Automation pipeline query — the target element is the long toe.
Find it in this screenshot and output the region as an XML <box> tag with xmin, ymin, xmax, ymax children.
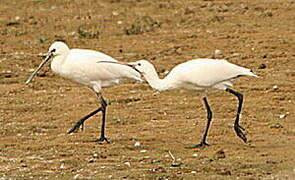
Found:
<box><xmin>186</xmin><ymin>142</ymin><xmax>210</xmax><ymax>149</ymax></box>
<box><xmin>234</xmin><ymin>125</ymin><xmax>247</xmax><ymax>143</ymax></box>
<box><xmin>91</xmin><ymin>137</ymin><xmax>110</xmax><ymax>144</ymax></box>
<box><xmin>238</xmin><ymin>124</ymin><xmax>245</xmax><ymax>131</ymax></box>
<box><xmin>80</xmin><ymin>123</ymin><xmax>84</xmax><ymax>132</ymax></box>
<box><xmin>67</xmin><ymin>127</ymin><xmax>79</xmax><ymax>134</ymax></box>
<box><xmin>238</xmin><ymin>132</ymin><xmax>247</xmax><ymax>143</ymax></box>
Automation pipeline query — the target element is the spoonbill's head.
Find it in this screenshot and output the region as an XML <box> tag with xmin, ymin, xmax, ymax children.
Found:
<box><xmin>48</xmin><ymin>41</ymin><xmax>70</xmax><ymax>58</ymax></box>
<box><xmin>127</xmin><ymin>60</ymin><xmax>155</xmax><ymax>76</ymax></box>
<box><xmin>25</xmin><ymin>41</ymin><xmax>70</xmax><ymax>84</ymax></box>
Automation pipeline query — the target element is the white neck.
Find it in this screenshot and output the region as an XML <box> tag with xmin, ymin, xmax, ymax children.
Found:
<box><xmin>50</xmin><ymin>54</ymin><xmax>68</xmax><ymax>75</ymax></box>
<box><xmin>143</xmin><ymin>66</ymin><xmax>174</xmax><ymax>92</ymax></box>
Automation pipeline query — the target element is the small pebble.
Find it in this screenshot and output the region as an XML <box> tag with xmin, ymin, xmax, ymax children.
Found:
<box><xmin>112</xmin><ymin>11</ymin><xmax>119</xmax><ymax>16</ymax></box>
<box><xmin>60</xmin><ymin>164</ymin><xmax>65</xmax><ymax>169</ymax></box>
<box><xmin>218</xmin><ymin>169</ymin><xmax>231</xmax><ymax>176</ymax></box>
<box><xmin>279</xmin><ymin>114</ymin><xmax>286</xmax><ymax>119</ymax></box>
<box><xmin>88</xmin><ymin>158</ymin><xmax>95</xmax><ymax>163</ymax></box>
<box><xmin>134</xmin><ymin>142</ymin><xmax>141</xmax><ymax>147</ymax></box>
<box><xmin>93</xmin><ymin>153</ymin><xmax>98</xmax><ymax>158</ymax></box>
<box><xmin>214</xmin><ymin>49</ymin><xmax>223</xmax><ymax>58</ymax></box>
<box><xmin>73</xmin><ymin>174</ymin><xmax>80</xmax><ymax>179</ymax></box>
<box><xmin>270</xmin><ymin>123</ymin><xmax>283</xmax><ymax>129</ymax></box>
<box><xmin>214</xmin><ymin>149</ymin><xmax>226</xmax><ymax>159</ymax></box>
<box><xmin>124</xmin><ymin>162</ymin><xmax>131</xmax><ymax>167</ymax></box>
<box><xmin>192</xmin><ymin>153</ymin><xmax>198</xmax><ymax>158</ymax></box>
<box><xmin>171</xmin><ymin>162</ymin><xmax>182</xmax><ymax>167</ymax></box>
<box><xmin>258</xmin><ymin>63</ymin><xmax>267</xmax><ymax>69</ymax></box>
<box><xmin>231</xmin><ymin>53</ymin><xmax>240</xmax><ymax>57</ymax></box>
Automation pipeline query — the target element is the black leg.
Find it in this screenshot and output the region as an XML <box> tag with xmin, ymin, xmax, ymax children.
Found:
<box><xmin>67</xmin><ymin>107</ymin><xmax>102</xmax><ymax>134</ymax></box>
<box><xmin>188</xmin><ymin>97</ymin><xmax>212</xmax><ymax>148</ymax></box>
<box><xmin>226</xmin><ymin>88</ymin><xmax>247</xmax><ymax>143</ymax></box>
<box><xmin>91</xmin><ymin>95</ymin><xmax>110</xmax><ymax>143</ymax></box>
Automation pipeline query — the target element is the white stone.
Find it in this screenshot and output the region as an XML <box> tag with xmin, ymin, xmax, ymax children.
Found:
<box><xmin>279</xmin><ymin>114</ymin><xmax>286</xmax><ymax>119</ymax></box>
<box><xmin>112</xmin><ymin>12</ymin><xmax>119</xmax><ymax>16</ymax></box>
<box><xmin>192</xmin><ymin>153</ymin><xmax>198</xmax><ymax>157</ymax></box>
<box><xmin>214</xmin><ymin>49</ymin><xmax>222</xmax><ymax>56</ymax></box>
<box><xmin>73</xmin><ymin>174</ymin><xmax>80</xmax><ymax>179</ymax></box>
<box><xmin>124</xmin><ymin>162</ymin><xmax>131</xmax><ymax>167</ymax></box>
<box><xmin>134</xmin><ymin>142</ymin><xmax>141</xmax><ymax>147</ymax></box>
<box><xmin>60</xmin><ymin>164</ymin><xmax>65</xmax><ymax>169</ymax></box>
<box><xmin>272</xmin><ymin>85</ymin><xmax>278</xmax><ymax>90</ymax></box>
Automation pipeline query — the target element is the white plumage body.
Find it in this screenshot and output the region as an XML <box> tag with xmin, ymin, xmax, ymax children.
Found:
<box><xmin>48</xmin><ymin>43</ymin><xmax>142</xmax><ymax>93</ymax></box>
<box><xmin>136</xmin><ymin>59</ymin><xmax>257</xmax><ymax>92</ymax></box>
<box><xmin>165</xmin><ymin>59</ymin><xmax>256</xmax><ymax>90</ymax></box>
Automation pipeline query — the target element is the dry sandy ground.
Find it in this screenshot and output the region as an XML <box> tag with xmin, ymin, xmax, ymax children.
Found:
<box><xmin>1</xmin><ymin>0</ymin><xmax>295</xmax><ymax>179</ymax></box>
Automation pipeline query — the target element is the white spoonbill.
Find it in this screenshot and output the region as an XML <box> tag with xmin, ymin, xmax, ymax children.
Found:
<box><xmin>106</xmin><ymin>59</ymin><xmax>258</xmax><ymax>147</ymax></box>
<box><xmin>26</xmin><ymin>41</ymin><xmax>142</xmax><ymax>143</ymax></box>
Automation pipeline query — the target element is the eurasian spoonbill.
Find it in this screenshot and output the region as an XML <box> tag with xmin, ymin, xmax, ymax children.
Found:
<box><xmin>26</xmin><ymin>41</ymin><xmax>142</xmax><ymax>143</ymax></box>
<box><xmin>108</xmin><ymin>59</ymin><xmax>257</xmax><ymax>147</ymax></box>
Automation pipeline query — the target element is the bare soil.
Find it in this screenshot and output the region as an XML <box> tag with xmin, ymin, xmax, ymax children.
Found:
<box><xmin>1</xmin><ymin>0</ymin><xmax>295</xmax><ymax>179</ymax></box>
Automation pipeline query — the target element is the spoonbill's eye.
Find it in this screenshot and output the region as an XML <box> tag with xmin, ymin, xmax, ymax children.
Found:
<box><xmin>138</xmin><ymin>63</ymin><xmax>141</xmax><ymax>66</ymax></box>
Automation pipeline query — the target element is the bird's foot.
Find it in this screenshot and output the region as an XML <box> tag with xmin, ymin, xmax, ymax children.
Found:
<box><xmin>234</xmin><ymin>124</ymin><xmax>247</xmax><ymax>143</ymax></box>
<box><xmin>67</xmin><ymin>123</ymin><xmax>84</xmax><ymax>134</ymax></box>
<box><xmin>67</xmin><ymin>126</ymin><xmax>79</xmax><ymax>134</ymax></box>
<box><xmin>186</xmin><ymin>141</ymin><xmax>209</xmax><ymax>149</ymax></box>
<box><xmin>105</xmin><ymin>100</ymin><xmax>111</xmax><ymax>106</ymax></box>
<box><xmin>237</xmin><ymin>124</ymin><xmax>245</xmax><ymax>131</ymax></box>
<box><xmin>91</xmin><ymin>136</ymin><xmax>110</xmax><ymax>144</ymax></box>
<box><xmin>67</xmin><ymin>127</ymin><xmax>78</xmax><ymax>134</ymax></box>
